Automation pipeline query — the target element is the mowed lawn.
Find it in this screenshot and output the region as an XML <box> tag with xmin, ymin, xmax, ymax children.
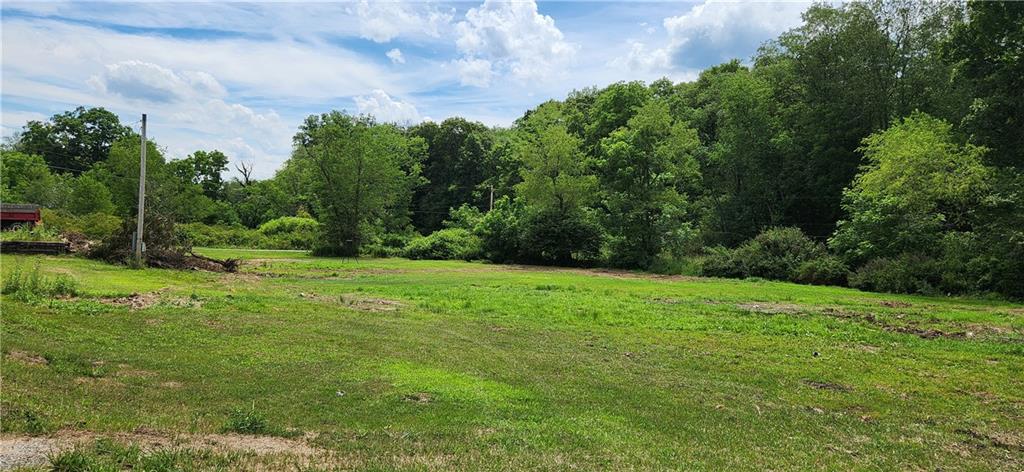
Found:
<box><xmin>1</xmin><ymin>249</ymin><xmax>1022</xmax><ymax>470</ymax></box>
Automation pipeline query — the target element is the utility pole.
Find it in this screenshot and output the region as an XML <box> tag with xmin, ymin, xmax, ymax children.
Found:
<box><xmin>489</xmin><ymin>185</ymin><xmax>494</xmax><ymax>212</ymax></box>
<box><xmin>134</xmin><ymin>114</ymin><xmax>147</xmax><ymax>263</ymax></box>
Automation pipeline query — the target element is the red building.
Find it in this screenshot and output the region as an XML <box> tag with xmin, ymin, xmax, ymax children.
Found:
<box><xmin>0</xmin><ymin>203</ymin><xmax>42</xmax><ymax>229</ymax></box>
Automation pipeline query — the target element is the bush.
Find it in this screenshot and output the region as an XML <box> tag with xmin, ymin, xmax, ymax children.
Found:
<box><xmin>257</xmin><ymin>216</ymin><xmax>319</xmax><ymax>236</ymax></box>
<box><xmin>734</xmin><ymin>227</ymin><xmax>825</xmax><ymax>280</ymax></box>
<box><xmin>849</xmin><ymin>254</ymin><xmax>940</xmax><ymax>294</ymax></box>
<box><xmin>362</xmin><ymin>232</ymin><xmax>413</xmax><ymax>258</ymax></box>
<box><xmin>403</xmin><ymin>228</ymin><xmax>482</xmax><ymax>260</ymax></box>
<box><xmin>178</xmin><ymin>219</ymin><xmax>318</xmax><ymax>251</ymax></box>
<box><xmin>475</xmin><ymin>197</ymin><xmax>523</xmax><ymax>263</ymax></box>
<box><xmin>519</xmin><ymin>208</ymin><xmax>604</xmax><ymax>265</ymax></box>
<box><xmin>41</xmin><ymin>209</ymin><xmax>121</xmax><ymax>240</ymax></box>
<box><xmin>701</xmin><ymin>227</ymin><xmax>826</xmax><ymax>282</ymax></box>
<box><xmin>700</xmin><ymin>246</ymin><xmax>745</xmax><ymax>278</ymax></box>
<box><xmin>795</xmin><ymin>255</ymin><xmax>850</xmax><ymax>286</ymax></box>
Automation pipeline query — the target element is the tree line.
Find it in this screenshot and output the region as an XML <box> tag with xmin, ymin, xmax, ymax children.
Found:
<box><xmin>2</xmin><ymin>0</ymin><xmax>1021</xmax><ymax>297</ymax></box>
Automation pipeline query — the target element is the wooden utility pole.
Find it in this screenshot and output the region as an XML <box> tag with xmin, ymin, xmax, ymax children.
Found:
<box><xmin>489</xmin><ymin>185</ymin><xmax>494</xmax><ymax>211</ymax></box>
<box><xmin>134</xmin><ymin>114</ymin><xmax>147</xmax><ymax>263</ymax></box>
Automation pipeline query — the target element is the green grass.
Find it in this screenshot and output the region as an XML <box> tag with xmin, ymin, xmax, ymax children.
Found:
<box><xmin>1</xmin><ymin>249</ymin><xmax>1022</xmax><ymax>470</ymax></box>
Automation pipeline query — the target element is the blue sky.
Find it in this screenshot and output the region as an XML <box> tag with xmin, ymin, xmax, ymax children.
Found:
<box><xmin>1</xmin><ymin>1</ymin><xmax>809</xmax><ymax>178</ymax></box>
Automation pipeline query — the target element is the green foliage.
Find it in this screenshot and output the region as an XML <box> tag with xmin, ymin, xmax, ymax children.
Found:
<box><xmin>0</xmin><ymin>151</ymin><xmax>68</xmax><ymax>207</ymax></box>
<box><xmin>41</xmin><ymin>209</ymin><xmax>122</xmax><ymax>241</ymax></box>
<box><xmin>2</xmin><ymin>262</ymin><xmax>79</xmax><ymax>301</ymax></box>
<box><xmin>68</xmin><ymin>173</ymin><xmax>114</xmax><ymax>215</ymax></box>
<box><xmin>701</xmin><ymin>228</ymin><xmax>842</xmax><ymax>286</ymax></box>
<box><xmin>943</xmin><ymin>0</ymin><xmax>1024</xmax><ymax>169</ymax></box>
<box><xmin>848</xmin><ymin>254</ymin><xmax>940</xmax><ymax>295</ymax></box>
<box><xmin>794</xmin><ymin>255</ymin><xmax>850</xmax><ymax>286</ymax></box>
<box><xmin>14</xmin><ymin>106</ymin><xmax>132</xmax><ymax>172</ymax></box>
<box><xmin>475</xmin><ymin>197</ymin><xmax>523</xmax><ymax>263</ymax></box>
<box><xmin>519</xmin><ymin>207</ymin><xmax>603</xmax><ymax>265</ymax></box>
<box><xmin>290</xmin><ymin>112</ymin><xmax>422</xmax><ymax>256</ymax></box>
<box><xmin>0</xmin><ymin>224</ymin><xmax>61</xmax><ymax>242</ymax></box>
<box><xmin>403</xmin><ymin>228</ymin><xmax>481</xmax><ymax>261</ymax></box>
<box><xmin>410</xmin><ymin>117</ymin><xmax>495</xmax><ymax>233</ymax></box>
<box><xmin>600</xmin><ymin>100</ymin><xmax>700</xmax><ymax>268</ymax></box>
<box><xmin>223</xmin><ymin>406</ymin><xmax>270</xmax><ymax>435</ymax></box>
<box><xmin>257</xmin><ymin>215</ymin><xmax>319</xmax><ymax>236</ymax></box>
<box><xmin>179</xmin><ymin>220</ymin><xmax>317</xmax><ymax>251</ymax></box>
<box><xmin>831</xmin><ymin>113</ymin><xmax>990</xmax><ymax>263</ymax></box>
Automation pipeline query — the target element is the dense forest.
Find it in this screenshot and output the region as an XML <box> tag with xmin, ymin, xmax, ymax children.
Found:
<box><xmin>2</xmin><ymin>0</ymin><xmax>1021</xmax><ymax>297</ymax></box>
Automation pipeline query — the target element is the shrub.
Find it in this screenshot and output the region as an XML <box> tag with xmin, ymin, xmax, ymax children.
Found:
<box><xmin>403</xmin><ymin>228</ymin><xmax>482</xmax><ymax>260</ymax></box>
<box><xmin>519</xmin><ymin>208</ymin><xmax>604</xmax><ymax>265</ymax></box>
<box><xmin>41</xmin><ymin>209</ymin><xmax>121</xmax><ymax>240</ymax></box>
<box><xmin>257</xmin><ymin>216</ymin><xmax>319</xmax><ymax>236</ymax></box>
<box><xmin>701</xmin><ymin>227</ymin><xmax>825</xmax><ymax>282</ymax></box>
<box><xmin>475</xmin><ymin>197</ymin><xmax>523</xmax><ymax>263</ymax></box>
<box><xmin>734</xmin><ymin>227</ymin><xmax>825</xmax><ymax>280</ymax></box>
<box><xmin>794</xmin><ymin>255</ymin><xmax>850</xmax><ymax>286</ymax></box>
<box><xmin>849</xmin><ymin>254</ymin><xmax>940</xmax><ymax>294</ymax></box>
<box><xmin>362</xmin><ymin>232</ymin><xmax>413</xmax><ymax>258</ymax></box>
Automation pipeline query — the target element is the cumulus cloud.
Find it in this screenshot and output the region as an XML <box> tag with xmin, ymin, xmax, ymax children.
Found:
<box><xmin>607</xmin><ymin>41</ymin><xmax>672</xmax><ymax>72</ymax></box>
<box><xmin>89</xmin><ymin>60</ymin><xmax>227</xmax><ymax>103</ymax></box>
<box><xmin>386</xmin><ymin>48</ymin><xmax>405</xmax><ymax>64</ymax></box>
<box><xmin>612</xmin><ymin>0</ymin><xmax>806</xmax><ymax>73</ymax></box>
<box><xmin>350</xmin><ymin>0</ymin><xmax>453</xmax><ymax>43</ymax></box>
<box><xmin>455</xmin><ymin>58</ymin><xmax>494</xmax><ymax>88</ymax></box>
<box><xmin>453</xmin><ymin>0</ymin><xmax>576</xmax><ymax>87</ymax></box>
<box><xmin>354</xmin><ymin>89</ymin><xmax>420</xmax><ymax>124</ymax></box>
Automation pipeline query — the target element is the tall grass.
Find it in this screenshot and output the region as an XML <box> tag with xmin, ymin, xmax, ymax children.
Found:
<box><xmin>0</xmin><ymin>225</ymin><xmax>61</xmax><ymax>242</ymax></box>
<box><xmin>2</xmin><ymin>262</ymin><xmax>79</xmax><ymax>300</ymax></box>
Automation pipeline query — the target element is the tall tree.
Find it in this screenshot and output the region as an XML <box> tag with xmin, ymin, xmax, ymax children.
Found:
<box><xmin>943</xmin><ymin>0</ymin><xmax>1024</xmax><ymax>169</ymax></box>
<box><xmin>410</xmin><ymin>118</ymin><xmax>494</xmax><ymax>233</ymax></box>
<box><xmin>599</xmin><ymin>101</ymin><xmax>701</xmax><ymax>268</ymax></box>
<box><xmin>15</xmin><ymin>107</ymin><xmax>132</xmax><ymax>173</ymax></box>
<box><xmin>291</xmin><ymin>112</ymin><xmax>422</xmax><ymax>255</ymax></box>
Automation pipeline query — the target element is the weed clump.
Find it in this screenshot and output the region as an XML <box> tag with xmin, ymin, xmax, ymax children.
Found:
<box><xmin>2</xmin><ymin>262</ymin><xmax>79</xmax><ymax>301</ymax></box>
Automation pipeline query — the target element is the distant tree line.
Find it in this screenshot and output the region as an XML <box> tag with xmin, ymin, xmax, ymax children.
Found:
<box><xmin>2</xmin><ymin>0</ymin><xmax>1020</xmax><ymax>297</ymax></box>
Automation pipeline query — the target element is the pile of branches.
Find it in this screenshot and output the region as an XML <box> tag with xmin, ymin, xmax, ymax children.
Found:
<box><xmin>90</xmin><ymin>212</ymin><xmax>237</xmax><ymax>272</ymax></box>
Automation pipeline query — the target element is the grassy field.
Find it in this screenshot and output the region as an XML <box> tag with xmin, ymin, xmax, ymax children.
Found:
<box><xmin>1</xmin><ymin>249</ymin><xmax>1022</xmax><ymax>470</ymax></box>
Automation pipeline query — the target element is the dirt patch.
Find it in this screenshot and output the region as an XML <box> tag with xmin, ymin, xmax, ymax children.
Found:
<box><xmin>403</xmin><ymin>392</ymin><xmax>433</xmax><ymax>404</ymax></box>
<box><xmin>736</xmin><ymin>303</ymin><xmax>804</xmax><ymax>314</ymax></box>
<box><xmin>957</xmin><ymin>428</ymin><xmax>1024</xmax><ymax>452</ymax></box>
<box><xmin>817</xmin><ymin>307</ymin><xmax>969</xmax><ymax>340</ymax></box>
<box><xmin>101</xmin><ymin>291</ymin><xmax>162</xmax><ymax>310</ymax></box>
<box><xmin>0</xmin><ymin>430</ymin><xmax>328</xmax><ymax>470</ymax></box>
<box><xmin>6</xmin><ymin>350</ymin><xmax>48</xmax><ymax>366</ymax></box>
<box><xmin>802</xmin><ymin>379</ymin><xmax>852</xmax><ymax>392</ymax></box>
<box><xmin>340</xmin><ymin>295</ymin><xmax>404</xmax><ymax>312</ymax></box>
<box><xmin>880</xmin><ymin>300</ymin><xmax>913</xmax><ymax>308</ymax></box>
<box><xmin>159</xmin><ymin>381</ymin><xmax>183</xmax><ymax>389</ymax></box>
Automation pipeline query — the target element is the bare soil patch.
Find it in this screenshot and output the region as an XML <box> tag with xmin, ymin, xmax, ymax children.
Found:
<box><xmin>6</xmin><ymin>350</ymin><xmax>47</xmax><ymax>366</ymax></box>
<box><xmin>736</xmin><ymin>303</ymin><xmax>804</xmax><ymax>314</ymax></box>
<box><xmin>802</xmin><ymin>379</ymin><xmax>852</xmax><ymax>392</ymax></box>
<box><xmin>403</xmin><ymin>392</ymin><xmax>433</xmax><ymax>404</ymax></box>
<box><xmin>0</xmin><ymin>430</ymin><xmax>328</xmax><ymax>470</ymax></box>
<box><xmin>299</xmin><ymin>292</ymin><xmax>405</xmax><ymax>312</ymax></box>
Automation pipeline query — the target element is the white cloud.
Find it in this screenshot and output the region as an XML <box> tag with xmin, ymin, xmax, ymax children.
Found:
<box><xmin>350</xmin><ymin>0</ymin><xmax>453</xmax><ymax>43</ymax></box>
<box><xmin>354</xmin><ymin>89</ymin><xmax>420</xmax><ymax>125</ymax></box>
<box><xmin>607</xmin><ymin>41</ymin><xmax>671</xmax><ymax>73</ymax></box>
<box><xmin>660</xmin><ymin>0</ymin><xmax>807</xmax><ymax>69</ymax></box>
<box><xmin>454</xmin><ymin>58</ymin><xmax>494</xmax><ymax>88</ymax></box>
<box><xmin>386</xmin><ymin>48</ymin><xmax>405</xmax><ymax>64</ymax></box>
<box><xmin>454</xmin><ymin>0</ymin><xmax>576</xmax><ymax>87</ymax></box>
<box><xmin>89</xmin><ymin>60</ymin><xmax>227</xmax><ymax>103</ymax></box>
